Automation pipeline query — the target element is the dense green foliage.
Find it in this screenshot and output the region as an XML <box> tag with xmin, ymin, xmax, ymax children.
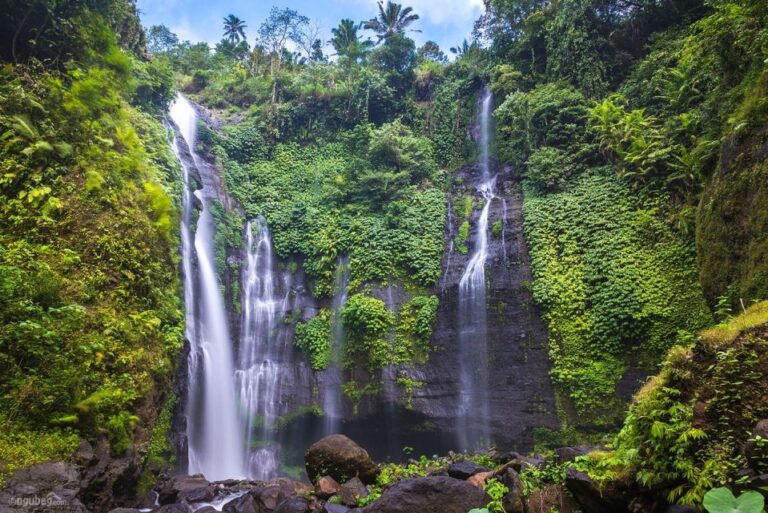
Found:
<box><xmin>486</xmin><ymin>0</ymin><xmax>768</xmax><ymax>433</ymax></box>
<box><xmin>582</xmin><ymin>302</ymin><xmax>768</xmax><ymax>506</ymax></box>
<box><xmin>524</xmin><ymin>169</ymin><xmax>711</xmax><ymax>417</ymax></box>
<box><xmin>0</xmin><ymin>0</ymin><xmax>181</xmax><ymax>480</ymax></box>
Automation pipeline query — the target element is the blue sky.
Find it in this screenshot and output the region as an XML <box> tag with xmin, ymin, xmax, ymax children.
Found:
<box><xmin>136</xmin><ymin>0</ymin><xmax>485</xmax><ymax>58</ymax></box>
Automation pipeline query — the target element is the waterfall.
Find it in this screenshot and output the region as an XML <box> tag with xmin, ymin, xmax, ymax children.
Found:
<box><xmin>170</xmin><ymin>95</ymin><xmax>246</xmax><ymax>481</ymax></box>
<box><xmin>235</xmin><ymin>219</ymin><xmax>291</xmax><ymax>480</ymax></box>
<box><xmin>456</xmin><ymin>88</ymin><xmax>494</xmax><ymax>450</ymax></box>
<box><xmin>323</xmin><ymin>256</ymin><xmax>350</xmax><ymax>434</ymax></box>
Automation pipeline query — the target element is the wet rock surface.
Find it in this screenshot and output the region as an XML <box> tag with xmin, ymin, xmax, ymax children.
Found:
<box><xmin>407</xmin><ymin>166</ymin><xmax>560</xmax><ymax>450</ymax></box>
<box><xmin>446</xmin><ymin>460</ymin><xmax>489</xmax><ymax>480</ymax></box>
<box><xmin>359</xmin><ymin>476</ymin><xmax>488</xmax><ymax>513</ymax></box>
<box><xmin>305</xmin><ymin>435</ymin><xmax>378</xmax><ymax>484</ymax></box>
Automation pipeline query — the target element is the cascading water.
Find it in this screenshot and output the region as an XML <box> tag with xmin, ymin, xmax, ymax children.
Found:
<box><xmin>322</xmin><ymin>256</ymin><xmax>350</xmax><ymax>435</ymax></box>
<box><xmin>170</xmin><ymin>95</ymin><xmax>246</xmax><ymax>480</ymax></box>
<box><xmin>456</xmin><ymin>88</ymin><xmax>494</xmax><ymax>450</ymax></box>
<box><xmin>236</xmin><ymin>219</ymin><xmax>291</xmax><ymax>480</ymax></box>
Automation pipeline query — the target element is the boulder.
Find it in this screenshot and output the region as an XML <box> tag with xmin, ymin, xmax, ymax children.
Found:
<box><xmin>222</xmin><ymin>493</ymin><xmax>260</xmax><ymax>513</ymax></box>
<box><xmin>0</xmin><ymin>461</ymin><xmax>89</xmax><ymax>513</ymax></box>
<box><xmin>496</xmin><ymin>467</ymin><xmax>525</xmax><ymax>513</ymax></box>
<box><xmin>270</xmin><ymin>477</ymin><xmax>312</xmax><ymax>498</ymax></box>
<box><xmin>526</xmin><ymin>484</ymin><xmax>579</xmax><ymax>513</ymax></box>
<box><xmin>157</xmin><ymin>474</ymin><xmax>214</xmax><ymax>505</ymax></box>
<box><xmin>274</xmin><ymin>497</ymin><xmax>311</xmax><ymax>513</ymax></box>
<box><xmin>565</xmin><ymin>468</ymin><xmax>630</xmax><ymax>513</ymax></box>
<box><xmin>79</xmin><ymin>439</ymin><xmax>142</xmax><ymax>512</ymax></box>
<box><xmin>339</xmin><ymin>477</ymin><xmax>368</xmax><ymax>507</ymax></box>
<box><xmin>359</xmin><ymin>476</ymin><xmax>488</xmax><ymax>513</ymax></box>
<box><xmin>554</xmin><ymin>446</ymin><xmax>591</xmax><ymax>464</ymax></box>
<box><xmin>195</xmin><ymin>508</ymin><xmax>218</xmax><ymax>513</ymax></box>
<box><xmin>305</xmin><ymin>435</ymin><xmax>378</xmax><ymax>484</ymax></box>
<box><xmin>259</xmin><ymin>486</ymin><xmax>284</xmax><ymax>511</ymax></box>
<box><xmin>316</xmin><ymin>476</ymin><xmax>342</xmax><ymax>499</ymax></box>
<box><xmin>446</xmin><ymin>461</ymin><xmax>489</xmax><ymax>480</ymax></box>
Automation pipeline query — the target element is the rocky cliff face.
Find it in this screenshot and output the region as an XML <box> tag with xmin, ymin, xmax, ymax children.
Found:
<box><xmin>405</xmin><ymin>163</ymin><xmax>560</xmax><ymax>450</ymax></box>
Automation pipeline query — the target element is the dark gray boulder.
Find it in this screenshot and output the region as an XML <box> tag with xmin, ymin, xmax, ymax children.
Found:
<box><xmin>565</xmin><ymin>468</ymin><xmax>630</xmax><ymax>513</ymax></box>
<box><xmin>339</xmin><ymin>477</ymin><xmax>368</xmax><ymax>507</ymax></box>
<box><xmin>554</xmin><ymin>446</ymin><xmax>591</xmax><ymax>464</ymax></box>
<box><xmin>446</xmin><ymin>460</ymin><xmax>489</xmax><ymax>480</ymax></box>
<box><xmin>274</xmin><ymin>497</ymin><xmax>311</xmax><ymax>513</ymax></box>
<box><xmin>496</xmin><ymin>467</ymin><xmax>525</xmax><ymax>513</ymax></box>
<box><xmin>0</xmin><ymin>461</ymin><xmax>89</xmax><ymax>513</ymax></box>
<box><xmin>222</xmin><ymin>492</ymin><xmax>260</xmax><ymax>513</ymax></box>
<box><xmin>359</xmin><ymin>476</ymin><xmax>488</xmax><ymax>513</ymax></box>
<box><xmin>305</xmin><ymin>435</ymin><xmax>378</xmax><ymax>485</ymax></box>
<box><xmin>157</xmin><ymin>475</ymin><xmax>214</xmax><ymax>505</ymax></box>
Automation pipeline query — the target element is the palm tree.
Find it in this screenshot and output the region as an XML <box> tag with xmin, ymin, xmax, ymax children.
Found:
<box><xmin>330</xmin><ymin>19</ymin><xmax>374</xmax><ymax>64</ymax></box>
<box><xmin>363</xmin><ymin>1</ymin><xmax>420</xmax><ymax>44</ymax></box>
<box><xmin>450</xmin><ymin>39</ymin><xmax>479</xmax><ymax>56</ymax></box>
<box><xmin>223</xmin><ymin>14</ymin><xmax>247</xmax><ymax>44</ymax></box>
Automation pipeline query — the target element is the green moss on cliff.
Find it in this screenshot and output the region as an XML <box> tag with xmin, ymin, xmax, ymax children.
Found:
<box><xmin>0</xmin><ymin>3</ymin><xmax>182</xmax><ymax>477</ymax></box>
<box><xmin>524</xmin><ymin>169</ymin><xmax>711</xmax><ymax>422</ymax></box>
<box><xmin>582</xmin><ymin>301</ymin><xmax>768</xmax><ymax>506</ymax></box>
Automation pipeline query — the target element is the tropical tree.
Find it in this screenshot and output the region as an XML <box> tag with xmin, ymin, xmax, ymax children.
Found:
<box><xmin>330</xmin><ymin>19</ymin><xmax>374</xmax><ymax>65</ymax></box>
<box><xmin>223</xmin><ymin>14</ymin><xmax>247</xmax><ymax>43</ymax></box>
<box><xmin>259</xmin><ymin>7</ymin><xmax>310</xmax><ymax>102</ymax></box>
<box><xmin>449</xmin><ymin>39</ymin><xmax>480</xmax><ymax>56</ymax></box>
<box><xmin>147</xmin><ymin>25</ymin><xmax>178</xmax><ymax>54</ymax></box>
<box><xmin>363</xmin><ymin>1</ymin><xmax>420</xmax><ymax>44</ymax></box>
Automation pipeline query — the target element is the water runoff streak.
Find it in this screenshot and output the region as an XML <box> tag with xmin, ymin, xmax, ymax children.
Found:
<box><xmin>456</xmin><ymin>88</ymin><xmax>494</xmax><ymax>450</ymax></box>
<box><xmin>170</xmin><ymin>96</ymin><xmax>246</xmax><ymax>480</ymax></box>
<box><xmin>323</xmin><ymin>256</ymin><xmax>350</xmax><ymax>435</ymax></box>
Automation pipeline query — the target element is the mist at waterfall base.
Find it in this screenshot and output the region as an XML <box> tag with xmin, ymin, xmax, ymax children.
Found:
<box><xmin>168</xmin><ymin>92</ymin><xmax>505</xmax><ymax>481</ymax></box>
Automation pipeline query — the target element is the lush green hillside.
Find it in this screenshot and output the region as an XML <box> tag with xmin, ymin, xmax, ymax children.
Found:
<box><xmin>1</xmin><ymin>0</ymin><xmax>767</xmax><ymax>510</ymax></box>
<box><xmin>0</xmin><ymin>0</ymin><xmax>181</xmax><ymax>480</ymax></box>
<box><xmin>482</xmin><ymin>0</ymin><xmax>767</xmax><ymax>430</ymax></box>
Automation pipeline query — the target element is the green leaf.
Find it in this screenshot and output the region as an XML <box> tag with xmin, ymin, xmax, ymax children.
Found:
<box><xmin>703</xmin><ymin>487</ymin><xmax>765</xmax><ymax>513</ymax></box>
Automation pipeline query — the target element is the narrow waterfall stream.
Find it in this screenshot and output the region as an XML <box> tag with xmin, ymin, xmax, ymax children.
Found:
<box><xmin>322</xmin><ymin>256</ymin><xmax>350</xmax><ymax>435</ymax></box>
<box><xmin>236</xmin><ymin>219</ymin><xmax>291</xmax><ymax>480</ymax></box>
<box><xmin>170</xmin><ymin>96</ymin><xmax>246</xmax><ymax>480</ymax></box>
<box><xmin>456</xmin><ymin>88</ymin><xmax>494</xmax><ymax>450</ymax></box>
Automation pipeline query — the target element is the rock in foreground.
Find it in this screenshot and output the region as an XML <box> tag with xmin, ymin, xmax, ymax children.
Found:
<box><xmin>305</xmin><ymin>434</ymin><xmax>378</xmax><ymax>484</ymax></box>
<box><xmin>359</xmin><ymin>476</ymin><xmax>488</xmax><ymax>513</ymax></box>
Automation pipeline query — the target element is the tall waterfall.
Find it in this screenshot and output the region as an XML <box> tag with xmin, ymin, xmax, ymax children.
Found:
<box><xmin>323</xmin><ymin>256</ymin><xmax>350</xmax><ymax>435</ymax></box>
<box><xmin>456</xmin><ymin>88</ymin><xmax>494</xmax><ymax>449</ymax></box>
<box><xmin>235</xmin><ymin>219</ymin><xmax>290</xmax><ymax>480</ymax></box>
<box><xmin>170</xmin><ymin>95</ymin><xmax>246</xmax><ymax>480</ymax></box>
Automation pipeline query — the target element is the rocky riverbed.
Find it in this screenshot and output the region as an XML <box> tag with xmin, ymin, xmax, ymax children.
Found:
<box><xmin>2</xmin><ymin>432</ymin><xmax>738</xmax><ymax>513</ymax></box>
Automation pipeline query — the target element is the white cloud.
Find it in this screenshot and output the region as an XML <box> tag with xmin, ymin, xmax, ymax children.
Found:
<box><xmin>405</xmin><ymin>0</ymin><xmax>484</xmax><ymax>28</ymax></box>
<box><xmin>170</xmin><ymin>17</ymin><xmax>199</xmax><ymax>43</ymax></box>
<box><xmin>339</xmin><ymin>0</ymin><xmax>483</xmax><ymax>29</ymax></box>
